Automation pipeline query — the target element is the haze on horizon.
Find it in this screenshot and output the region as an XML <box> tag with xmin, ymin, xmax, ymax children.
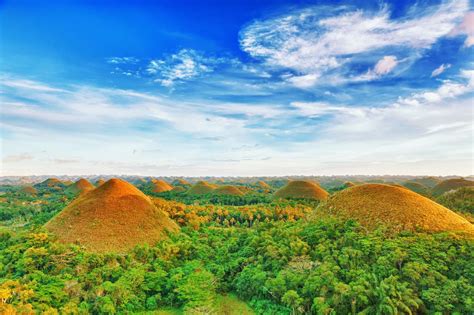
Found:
<box><xmin>1</xmin><ymin>0</ymin><xmax>473</xmax><ymax>177</ymax></box>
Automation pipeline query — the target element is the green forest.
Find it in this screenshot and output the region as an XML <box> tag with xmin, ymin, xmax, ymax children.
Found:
<box><xmin>0</xmin><ymin>179</ymin><xmax>473</xmax><ymax>314</ymax></box>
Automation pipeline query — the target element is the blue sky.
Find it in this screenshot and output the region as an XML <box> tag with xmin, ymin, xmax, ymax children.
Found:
<box><xmin>1</xmin><ymin>0</ymin><xmax>473</xmax><ymax>176</ymax></box>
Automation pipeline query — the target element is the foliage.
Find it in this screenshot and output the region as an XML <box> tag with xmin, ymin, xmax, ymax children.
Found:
<box><xmin>437</xmin><ymin>187</ymin><xmax>474</xmax><ymax>215</ymax></box>
<box><xmin>0</xmin><ymin>187</ymin><xmax>473</xmax><ymax>314</ymax></box>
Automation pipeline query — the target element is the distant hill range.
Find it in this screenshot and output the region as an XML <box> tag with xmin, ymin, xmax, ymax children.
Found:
<box><xmin>1</xmin><ymin>175</ymin><xmax>473</xmax><ymax>187</ymax></box>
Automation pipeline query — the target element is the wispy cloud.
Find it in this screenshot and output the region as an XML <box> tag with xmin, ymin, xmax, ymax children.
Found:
<box><xmin>106</xmin><ymin>57</ymin><xmax>140</xmax><ymax>64</ymax></box>
<box><xmin>431</xmin><ymin>63</ymin><xmax>452</xmax><ymax>77</ymax></box>
<box><xmin>146</xmin><ymin>49</ymin><xmax>223</xmax><ymax>87</ymax></box>
<box><xmin>3</xmin><ymin>153</ymin><xmax>34</xmax><ymax>163</ymax></box>
<box><xmin>1</xmin><ymin>67</ymin><xmax>472</xmax><ymax>176</ymax></box>
<box><xmin>240</xmin><ymin>0</ymin><xmax>468</xmax><ymax>87</ymax></box>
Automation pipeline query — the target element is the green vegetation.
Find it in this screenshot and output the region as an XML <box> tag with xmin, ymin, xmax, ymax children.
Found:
<box><xmin>437</xmin><ymin>187</ymin><xmax>474</xmax><ymax>219</ymax></box>
<box><xmin>1</xmin><ymin>179</ymin><xmax>473</xmax><ymax>314</ymax></box>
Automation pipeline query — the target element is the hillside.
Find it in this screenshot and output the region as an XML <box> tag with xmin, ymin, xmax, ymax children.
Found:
<box><xmin>34</xmin><ymin>178</ymin><xmax>64</xmax><ymax>189</ymax></box>
<box><xmin>320</xmin><ymin>184</ymin><xmax>474</xmax><ymax>235</ymax></box>
<box><xmin>432</xmin><ymin>178</ymin><xmax>474</xmax><ymax>196</ymax></box>
<box><xmin>402</xmin><ymin>181</ymin><xmax>430</xmax><ymax>196</ymax></box>
<box><xmin>187</xmin><ymin>181</ymin><xmax>217</xmax><ymax>195</ymax></box>
<box><xmin>172</xmin><ymin>179</ymin><xmax>190</xmax><ymax>186</ymax></box>
<box><xmin>45</xmin><ymin>178</ymin><xmax>179</xmax><ymax>252</ymax></box>
<box><xmin>152</xmin><ymin>179</ymin><xmax>174</xmax><ymax>193</ymax></box>
<box><xmin>274</xmin><ymin>180</ymin><xmax>328</xmax><ymax>200</ymax></box>
<box><xmin>66</xmin><ymin>178</ymin><xmax>95</xmax><ymax>195</ymax></box>
<box><xmin>20</xmin><ymin>186</ymin><xmax>38</xmax><ymax>195</ymax></box>
<box><xmin>95</xmin><ymin>178</ymin><xmax>106</xmax><ymax>186</ymax></box>
<box><xmin>213</xmin><ymin>185</ymin><xmax>244</xmax><ymax>196</ymax></box>
<box><xmin>408</xmin><ymin>177</ymin><xmax>441</xmax><ymax>188</ymax></box>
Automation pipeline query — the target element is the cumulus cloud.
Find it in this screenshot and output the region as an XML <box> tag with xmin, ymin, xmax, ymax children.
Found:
<box><xmin>146</xmin><ymin>49</ymin><xmax>222</xmax><ymax>87</ymax></box>
<box><xmin>431</xmin><ymin>63</ymin><xmax>451</xmax><ymax>77</ymax></box>
<box><xmin>240</xmin><ymin>0</ymin><xmax>468</xmax><ymax>87</ymax></box>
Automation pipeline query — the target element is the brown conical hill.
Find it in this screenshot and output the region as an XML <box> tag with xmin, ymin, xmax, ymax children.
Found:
<box><xmin>172</xmin><ymin>186</ymin><xmax>187</xmax><ymax>192</ymax></box>
<box><xmin>95</xmin><ymin>178</ymin><xmax>106</xmax><ymax>186</ymax></box>
<box><xmin>35</xmin><ymin>178</ymin><xmax>63</xmax><ymax>188</ymax></box>
<box><xmin>66</xmin><ymin>179</ymin><xmax>95</xmax><ymax>195</ymax></box>
<box><xmin>213</xmin><ymin>185</ymin><xmax>244</xmax><ymax>196</ymax></box>
<box><xmin>20</xmin><ymin>186</ymin><xmax>37</xmax><ymax>195</ymax></box>
<box><xmin>432</xmin><ymin>178</ymin><xmax>474</xmax><ymax>196</ymax></box>
<box><xmin>344</xmin><ymin>182</ymin><xmax>356</xmax><ymax>188</ymax></box>
<box><xmin>151</xmin><ymin>179</ymin><xmax>173</xmax><ymax>193</ymax></box>
<box><xmin>256</xmin><ymin>180</ymin><xmax>271</xmax><ymax>189</ymax></box>
<box><xmin>274</xmin><ymin>180</ymin><xmax>328</xmax><ymax>200</ymax></box>
<box><xmin>45</xmin><ymin>178</ymin><xmax>179</xmax><ymax>253</ymax></box>
<box><xmin>172</xmin><ymin>179</ymin><xmax>190</xmax><ymax>186</ymax></box>
<box><xmin>320</xmin><ymin>184</ymin><xmax>474</xmax><ymax>236</ymax></box>
<box><xmin>187</xmin><ymin>181</ymin><xmax>217</xmax><ymax>195</ymax></box>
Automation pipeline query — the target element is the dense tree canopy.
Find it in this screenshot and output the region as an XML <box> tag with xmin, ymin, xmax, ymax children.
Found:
<box><xmin>0</xmin><ymin>184</ymin><xmax>473</xmax><ymax>314</ymax></box>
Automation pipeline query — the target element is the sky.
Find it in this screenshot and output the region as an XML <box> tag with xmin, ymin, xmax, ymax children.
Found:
<box><xmin>0</xmin><ymin>0</ymin><xmax>473</xmax><ymax>176</ymax></box>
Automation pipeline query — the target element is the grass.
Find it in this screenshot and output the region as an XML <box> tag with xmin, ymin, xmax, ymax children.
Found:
<box><xmin>215</xmin><ymin>294</ymin><xmax>254</xmax><ymax>315</ymax></box>
<box><xmin>142</xmin><ymin>294</ymin><xmax>254</xmax><ymax>315</ymax></box>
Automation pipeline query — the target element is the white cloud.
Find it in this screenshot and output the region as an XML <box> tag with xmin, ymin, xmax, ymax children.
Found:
<box><xmin>240</xmin><ymin>1</ymin><xmax>468</xmax><ymax>87</ymax></box>
<box><xmin>106</xmin><ymin>57</ymin><xmax>140</xmax><ymax>64</ymax></box>
<box><xmin>2</xmin><ymin>69</ymin><xmax>473</xmax><ymax>176</ymax></box>
<box><xmin>354</xmin><ymin>55</ymin><xmax>399</xmax><ymax>81</ymax></box>
<box><xmin>146</xmin><ymin>49</ymin><xmax>222</xmax><ymax>87</ymax></box>
<box><xmin>449</xmin><ymin>11</ymin><xmax>474</xmax><ymax>47</ymax></box>
<box><xmin>287</xmin><ymin>71</ymin><xmax>473</xmax><ymax>175</ymax></box>
<box><xmin>291</xmin><ymin>101</ymin><xmax>366</xmax><ymax>117</ymax></box>
<box><xmin>431</xmin><ymin>63</ymin><xmax>451</xmax><ymax>77</ymax></box>
<box><xmin>285</xmin><ymin>74</ymin><xmax>320</xmax><ymax>88</ymax></box>
<box><xmin>373</xmin><ymin>56</ymin><xmax>398</xmax><ymax>75</ymax></box>
<box><xmin>0</xmin><ymin>77</ymin><xmax>65</xmax><ymax>92</ymax></box>
<box><xmin>0</xmin><ymin>76</ymin><xmax>285</xmax><ymax>139</ymax></box>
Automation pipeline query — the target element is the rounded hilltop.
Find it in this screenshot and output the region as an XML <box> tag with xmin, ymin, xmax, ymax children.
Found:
<box><xmin>408</xmin><ymin>177</ymin><xmax>441</xmax><ymax>188</ymax></box>
<box><xmin>402</xmin><ymin>181</ymin><xmax>430</xmax><ymax>196</ymax></box>
<box><xmin>20</xmin><ymin>186</ymin><xmax>38</xmax><ymax>195</ymax></box>
<box><xmin>432</xmin><ymin>178</ymin><xmax>474</xmax><ymax>196</ymax></box>
<box><xmin>320</xmin><ymin>184</ymin><xmax>474</xmax><ymax>236</ymax></box>
<box><xmin>274</xmin><ymin>180</ymin><xmax>329</xmax><ymax>200</ymax></box>
<box><xmin>213</xmin><ymin>185</ymin><xmax>244</xmax><ymax>196</ymax></box>
<box><xmin>66</xmin><ymin>178</ymin><xmax>95</xmax><ymax>195</ymax></box>
<box><xmin>187</xmin><ymin>181</ymin><xmax>217</xmax><ymax>195</ymax></box>
<box><xmin>256</xmin><ymin>180</ymin><xmax>271</xmax><ymax>189</ymax></box>
<box><xmin>95</xmin><ymin>178</ymin><xmax>106</xmax><ymax>186</ymax></box>
<box><xmin>151</xmin><ymin>179</ymin><xmax>173</xmax><ymax>193</ymax></box>
<box><xmin>35</xmin><ymin>178</ymin><xmax>64</xmax><ymax>188</ymax></box>
<box><xmin>172</xmin><ymin>178</ymin><xmax>190</xmax><ymax>186</ymax></box>
<box><xmin>45</xmin><ymin>178</ymin><xmax>179</xmax><ymax>253</ymax></box>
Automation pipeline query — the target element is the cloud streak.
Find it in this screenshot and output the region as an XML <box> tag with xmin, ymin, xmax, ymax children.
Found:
<box><xmin>146</xmin><ymin>49</ymin><xmax>223</xmax><ymax>87</ymax></box>
<box><xmin>240</xmin><ymin>0</ymin><xmax>468</xmax><ymax>87</ymax></box>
